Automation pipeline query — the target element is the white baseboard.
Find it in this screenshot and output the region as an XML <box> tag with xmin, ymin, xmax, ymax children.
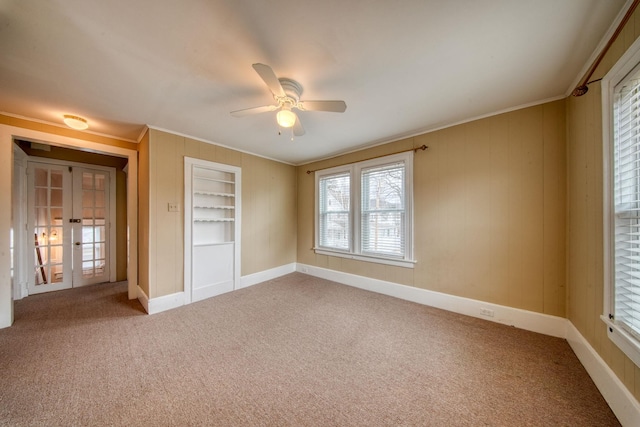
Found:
<box><xmin>12</xmin><ymin>281</ymin><xmax>27</xmax><ymax>301</ymax></box>
<box><xmin>566</xmin><ymin>322</ymin><xmax>640</xmax><ymax>427</ymax></box>
<box><xmin>138</xmin><ymin>286</ymin><xmax>185</xmax><ymax>315</ymax></box>
<box><xmin>297</xmin><ymin>264</ymin><xmax>567</xmax><ymax>338</ymax></box>
<box><xmin>139</xmin><ymin>263</ymin><xmax>296</xmax><ymax>316</ymax></box>
<box><xmin>148</xmin><ymin>291</ymin><xmax>185</xmax><ymax>315</ymax></box>
<box><xmin>239</xmin><ymin>263</ymin><xmax>296</xmax><ymax>290</ymax></box>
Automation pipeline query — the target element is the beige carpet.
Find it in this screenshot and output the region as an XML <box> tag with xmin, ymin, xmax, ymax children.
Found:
<box><xmin>0</xmin><ymin>273</ymin><xmax>620</xmax><ymax>426</ymax></box>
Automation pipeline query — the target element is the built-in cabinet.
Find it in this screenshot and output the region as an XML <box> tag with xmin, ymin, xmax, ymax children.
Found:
<box><xmin>184</xmin><ymin>157</ymin><xmax>241</xmax><ymax>303</ymax></box>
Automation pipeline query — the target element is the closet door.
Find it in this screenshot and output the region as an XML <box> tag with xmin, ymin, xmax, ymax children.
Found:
<box><xmin>185</xmin><ymin>158</ymin><xmax>241</xmax><ymax>303</ymax></box>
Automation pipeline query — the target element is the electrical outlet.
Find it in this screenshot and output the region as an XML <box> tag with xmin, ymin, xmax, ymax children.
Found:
<box><xmin>168</xmin><ymin>203</ymin><xmax>180</xmax><ymax>212</ymax></box>
<box><xmin>300</xmin><ymin>266</ymin><xmax>308</xmax><ymax>273</ymax></box>
<box><xmin>480</xmin><ymin>308</ymin><xmax>495</xmax><ymax>317</ymax></box>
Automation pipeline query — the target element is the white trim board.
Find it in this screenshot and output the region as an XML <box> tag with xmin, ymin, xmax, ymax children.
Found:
<box><xmin>296</xmin><ymin>263</ymin><xmax>640</xmax><ymax>425</ymax></box>
<box><xmin>297</xmin><ymin>263</ymin><xmax>567</xmax><ymax>338</ymax></box>
<box><xmin>566</xmin><ymin>322</ymin><xmax>640</xmax><ymax>427</ymax></box>
<box><xmin>137</xmin><ymin>286</ymin><xmax>185</xmax><ymax>315</ymax></box>
<box><xmin>146</xmin><ymin>291</ymin><xmax>185</xmax><ymax>315</ymax></box>
<box><xmin>238</xmin><ymin>263</ymin><xmax>296</xmax><ymax>290</ymax></box>
<box><xmin>140</xmin><ymin>262</ymin><xmax>297</xmax><ymax>315</ymax></box>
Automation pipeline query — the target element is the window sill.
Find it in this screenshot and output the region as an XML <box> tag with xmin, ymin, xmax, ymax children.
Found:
<box><xmin>313</xmin><ymin>248</ymin><xmax>416</xmax><ymax>268</ymax></box>
<box><xmin>600</xmin><ymin>315</ymin><xmax>640</xmax><ymax>367</ymax></box>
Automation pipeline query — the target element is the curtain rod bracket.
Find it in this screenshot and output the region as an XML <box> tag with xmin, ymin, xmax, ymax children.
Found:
<box><xmin>572</xmin><ymin>0</ymin><xmax>640</xmax><ymax>97</ymax></box>
<box><xmin>572</xmin><ymin>78</ymin><xmax>604</xmax><ymax>97</ymax></box>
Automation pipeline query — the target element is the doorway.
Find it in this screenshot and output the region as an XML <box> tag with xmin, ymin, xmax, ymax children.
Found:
<box><xmin>27</xmin><ymin>160</ymin><xmax>114</xmax><ymax>294</ymax></box>
<box><xmin>1</xmin><ymin>124</ymin><xmax>138</xmax><ymax>328</ymax></box>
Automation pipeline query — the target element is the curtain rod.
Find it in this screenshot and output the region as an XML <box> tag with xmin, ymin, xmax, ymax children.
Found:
<box><xmin>306</xmin><ymin>144</ymin><xmax>427</xmax><ymax>174</ymax></box>
<box><xmin>573</xmin><ymin>0</ymin><xmax>640</xmax><ymax>96</ymax></box>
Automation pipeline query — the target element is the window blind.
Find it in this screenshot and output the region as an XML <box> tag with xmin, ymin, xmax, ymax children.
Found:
<box><xmin>319</xmin><ymin>172</ymin><xmax>350</xmax><ymax>251</ymax></box>
<box><xmin>614</xmin><ymin>75</ymin><xmax>640</xmax><ymax>340</ymax></box>
<box><xmin>361</xmin><ymin>161</ymin><xmax>405</xmax><ymax>257</ymax></box>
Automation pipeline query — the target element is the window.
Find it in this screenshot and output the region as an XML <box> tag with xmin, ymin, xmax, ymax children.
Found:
<box><xmin>603</xmin><ymin>36</ymin><xmax>640</xmax><ymax>367</ymax></box>
<box><xmin>612</xmin><ymin>71</ymin><xmax>640</xmax><ymax>336</ymax></box>
<box><xmin>315</xmin><ymin>152</ymin><xmax>414</xmax><ymax>267</ymax></box>
<box><xmin>361</xmin><ymin>161</ymin><xmax>406</xmax><ymax>257</ymax></box>
<box><xmin>318</xmin><ymin>172</ymin><xmax>350</xmax><ymax>251</ymax></box>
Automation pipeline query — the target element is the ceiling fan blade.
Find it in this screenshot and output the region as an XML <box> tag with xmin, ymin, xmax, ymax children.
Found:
<box><xmin>298</xmin><ymin>100</ymin><xmax>347</xmax><ymax>113</ymax></box>
<box><xmin>230</xmin><ymin>104</ymin><xmax>277</xmax><ymax>117</ymax></box>
<box><xmin>293</xmin><ymin>113</ymin><xmax>305</xmax><ymax>136</ymax></box>
<box><xmin>252</xmin><ymin>63</ymin><xmax>285</xmax><ymax>97</ymax></box>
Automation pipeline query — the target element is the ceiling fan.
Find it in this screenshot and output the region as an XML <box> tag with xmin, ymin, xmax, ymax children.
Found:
<box><xmin>230</xmin><ymin>63</ymin><xmax>347</xmax><ymax>136</ymax></box>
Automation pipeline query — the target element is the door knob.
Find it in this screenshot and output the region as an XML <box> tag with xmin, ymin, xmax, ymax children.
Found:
<box><xmin>75</xmin><ymin>242</ymin><xmax>81</xmax><ymax>246</ymax></box>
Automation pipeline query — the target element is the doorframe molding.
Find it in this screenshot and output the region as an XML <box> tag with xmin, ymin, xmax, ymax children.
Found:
<box><xmin>12</xmin><ymin>145</ymin><xmax>28</xmax><ymax>300</ymax></box>
<box><xmin>0</xmin><ymin>124</ymin><xmax>138</xmax><ymax>328</ymax></box>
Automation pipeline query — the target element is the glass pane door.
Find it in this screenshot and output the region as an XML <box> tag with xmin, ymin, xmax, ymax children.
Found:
<box><xmin>27</xmin><ymin>163</ymin><xmax>72</xmax><ymax>294</ymax></box>
<box><xmin>73</xmin><ymin>168</ymin><xmax>110</xmax><ymax>286</ymax></box>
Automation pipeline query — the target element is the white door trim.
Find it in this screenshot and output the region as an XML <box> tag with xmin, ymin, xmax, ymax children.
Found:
<box><xmin>0</xmin><ymin>124</ymin><xmax>138</xmax><ymax>329</ymax></box>
<box><xmin>12</xmin><ymin>145</ymin><xmax>28</xmax><ymax>300</ymax></box>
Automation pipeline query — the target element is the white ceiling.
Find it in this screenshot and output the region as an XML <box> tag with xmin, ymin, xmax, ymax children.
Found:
<box><xmin>0</xmin><ymin>0</ymin><xmax>628</xmax><ymax>164</ymax></box>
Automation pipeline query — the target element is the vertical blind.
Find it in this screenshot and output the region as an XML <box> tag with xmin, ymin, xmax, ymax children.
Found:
<box><xmin>361</xmin><ymin>162</ymin><xmax>405</xmax><ymax>257</ymax></box>
<box><xmin>319</xmin><ymin>172</ymin><xmax>351</xmax><ymax>250</ymax></box>
<box><xmin>614</xmin><ymin>73</ymin><xmax>640</xmax><ymax>339</ymax></box>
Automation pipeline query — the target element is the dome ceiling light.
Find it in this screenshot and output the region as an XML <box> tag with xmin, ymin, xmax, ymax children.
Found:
<box><xmin>63</xmin><ymin>114</ymin><xmax>89</xmax><ymax>130</ymax></box>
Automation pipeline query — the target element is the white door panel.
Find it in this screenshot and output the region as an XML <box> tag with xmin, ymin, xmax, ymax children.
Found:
<box><xmin>72</xmin><ymin>167</ymin><xmax>110</xmax><ymax>287</ymax></box>
<box><xmin>27</xmin><ymin>163</ymin><xmax>72</xmax><ymax>294</ymax></box>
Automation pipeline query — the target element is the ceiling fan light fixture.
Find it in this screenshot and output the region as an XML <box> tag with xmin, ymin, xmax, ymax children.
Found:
<box><xmin>63</xmin><ymin>114</ymin><xmax>89</xmax><ymax>130</ymax></box>
<box><xmin>276</xmin><ymin>108</ymin><xmax>296</xmax><ymax>128</ymax></box>
<box><xmin>229</xmin><ymin>63</ymin><xmax>344</xmax><ymax>137</ymax></box>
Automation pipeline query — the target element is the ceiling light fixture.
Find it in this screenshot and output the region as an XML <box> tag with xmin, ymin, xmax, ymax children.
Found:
<box><xmin>276</xmin><ymin>107</ymin><xmax>296</xmax><ymax>128</ymax></box>
<box><xmin>63</xmin><ymin>114</ymin><xmax>89</xmax><ymax>130</ymax></box>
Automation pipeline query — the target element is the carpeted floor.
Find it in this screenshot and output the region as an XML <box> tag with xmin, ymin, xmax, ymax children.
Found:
<box><xmin>0</xmin><ymin>273</ymin><xmax>621</xmax><ymax>426</ymax></box>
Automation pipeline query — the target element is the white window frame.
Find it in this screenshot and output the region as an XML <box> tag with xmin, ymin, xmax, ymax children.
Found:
<box><xmin>602</xmin><ymin>35</ymin><xmax>640</xmax><ymax>367</ymax></box>
<box><xmin>314</xmin><ymin>151</ymin><xmax>415</xmax><ymax>268</ymax></box>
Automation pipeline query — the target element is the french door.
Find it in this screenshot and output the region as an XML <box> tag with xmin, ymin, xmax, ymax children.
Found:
<box><xmin>27</xmin><ymin>161</ymin><xmax>111</xmax><ymax>294</ymax></box>
<box><xmin>27</xmin><ymin>163</ymin><xmax>71</xmax><ymax>293</ymax></box>
<box><xmin>73</xmin><ymin>167</ymin><xmax>110</xmax><ymax>287</ymax></box>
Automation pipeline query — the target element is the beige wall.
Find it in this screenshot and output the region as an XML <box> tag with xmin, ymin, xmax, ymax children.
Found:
<box><xmin>566</xmin><ymin>7</ymin><xmax>640</xmax><ymax>401</ymax></box>
<box><xmin>141</xmin><ymin>129</ymin><xmax>297</xmax><ymax>299</ymax></box>
<box><xmin>298</xmin><ymin>100</ymin><xmax>567</xmax><ymax>317</ymax></box>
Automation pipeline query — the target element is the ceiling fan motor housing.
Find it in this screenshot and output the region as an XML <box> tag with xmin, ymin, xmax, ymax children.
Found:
<box><xmin>277</xmin><ymin>78</ymin><xmax>303</xmax><ymax>106</ymax></box>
